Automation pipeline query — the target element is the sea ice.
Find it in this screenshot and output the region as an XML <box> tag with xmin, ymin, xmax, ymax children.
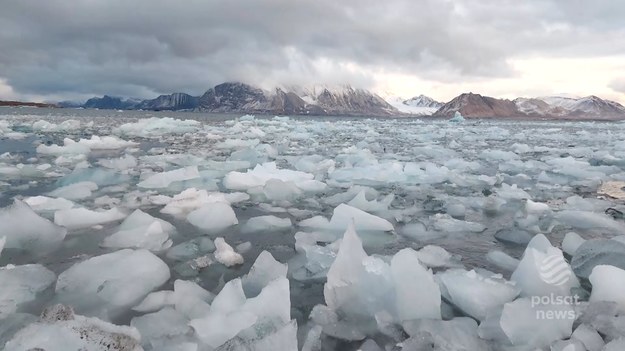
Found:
<box><xmin>223</xmin><ymin>162</ymin><xmax>315</xmax><ymax>191</ymax></box>
<box><xmin>186</xmin><ymin>202</ymin><xmax>238</xmax><ymax>234</ymax></box>
<box><xmin>589</xmin><ymin>265</ymin><xmax>625</xmax><ymax>312</ymax></box>
<box><xmin>5</xmin><ymin>304</ymin><xmax>142</xmax><ymax>351</ymax></box>
<box><xmin>299</xmin><ymin>203</ymin><xmax>394</xmax><ymax>232</ymax></box>
<box><xmin>47</xmin><ymin>181</ymin><xmax>98</xmax><ymax>200</ymax></box>
<box><xmin>214</xmin><ymin>237</ymin><xmax>244</xmax><ymax>267</ymax></box>
<box><xmin>114</xmin><ymin>117</ymin><xmax>201</xmax><ymax>137</ymax></box>
<box><xmin>23</xmin><ymin>195</ymin><xmax>75</xmax><ymax>212</ymax></box>
<box><xmin>571</xmin><ymin>239</ymin><xmax>625</xmax><ymax>280</ymax></box>
<box><xmin>0</xmin><ymin>200</ymin><xmax>67</xmax><ymax>255</ymax></box>
<box><xmin>242</xmin><ymin>251</ymin><xmax>287</xmax><ymax>297</ymax></box>
<box><xmin>54</xmin><ymin>207</ymin><xmax>127</xmax><ymax>230</ymax></box>
<box><xmin>562</xmin><ymin>232</ymin><xmax>585</xmax><ymax>256</ymax></box>
<box><xmin>437</xmin><ymin>269</ymin><xmax>519</xmax><ymax>320</ymax></box>
<box><xmin>242</xmin><ymin>215</ymin><xmax>292</xmax><ymax>233</ymax></box>
<box><xmin>511</xmin><ymin>234</ymin><xmax>579</xmax><ymax>297</ymax></box>
<box><xmin>101</xmin><ymin>209</ymin><xmax>175</xmax><ymax>251</ymax></box>
<box><xmin>55</xmin><ymin>249</ymin><xmax>170</xmax><ymax>318</ymax></box>
<box><xmin>138</xmin><ymin>166</ymin><xmax>200</xmax><ymax>189</ymax></box>
<box><xmin>0</xmin><ymin>264</ymin><xmax>56</xmax><ymax>318</ymax></box>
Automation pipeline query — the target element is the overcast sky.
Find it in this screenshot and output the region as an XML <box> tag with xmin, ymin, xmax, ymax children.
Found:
<box><xmin>1</xmin><ymin>0</ymin><xmax>624</xmax><ymax>103</ymax></box>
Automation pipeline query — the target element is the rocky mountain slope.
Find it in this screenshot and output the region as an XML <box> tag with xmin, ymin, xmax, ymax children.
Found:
<box><xmin>83</xmin><ymin>95</ymin><xmax>140</xmax><ymax>110</ymax></box>
<box><xmin>135</xmin><ymin>93</ymin><xmax>198</xmax><ymax>111</ymax></box>
<box><xmin>433</xmin><ymin>93</ymin><xmax>625</xmax><ymax>119</ymax></box>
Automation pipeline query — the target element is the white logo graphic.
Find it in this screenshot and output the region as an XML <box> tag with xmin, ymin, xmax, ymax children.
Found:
<box><xmin>538</xmin><ymin>253</ymin><xmax>571</xmax><ymax>286</ymax></box>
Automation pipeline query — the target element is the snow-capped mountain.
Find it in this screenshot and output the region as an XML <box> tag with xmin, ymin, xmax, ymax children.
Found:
<box><xmin>380</xmin><ymin>93</ymin><xmax>442</xmax><ymax>115</ymax></box>
<box><xmin>196</xmin><ymin>83</ymin><xmax>397</xmax><ymax>116</ymax></box>
<box><xmin>434</xmin><ymin>93</ymin><xmax>625</xmax><ymax>119</ymax></box>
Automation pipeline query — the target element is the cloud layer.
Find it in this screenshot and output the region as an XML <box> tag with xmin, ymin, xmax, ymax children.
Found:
<box><xmin>1</xmin><ymin>0</ymin><xmax>624</xmax><ymax>101</ymax></box>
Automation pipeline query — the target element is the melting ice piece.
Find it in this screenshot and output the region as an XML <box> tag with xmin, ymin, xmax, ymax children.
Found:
<box><xmin>589</xmin><ymin>265</ymin><xmax>625</xmax><ymax>312</ymax></box>
<box><xmin>561</xmin><ymin>232</ymin><xmax>585</xmax><ymax>256</ymax></box>
<box><xmin>114</xmin><ymin>117</ymin><xmax>201</xmax><ymax>137</ymax></box>
<box><xmin>437</xmin><ymin>269</ymin><xmax>519</xmax><ymax>321</ymax></box>
<box><xmin>0</xmin><ymin>264</ymin><xmax>56</xmax><ymax>318</ymax></box>
<box><xmin>36</xmin><ymin>138</ymin><xmax>91</xmax><ymax>155</ymax></box>
<box><xmin>0</xmin><ymin>200</ymin><xmax>67</xmax><ymax>255</ymax></box>
<box><xmin>511</xmin><ymin>234</ymin><xmax>579</xmax><ymax>297</ymax></box>
<box><xmin>23</xmin><ymin>196</ymin><xmax>75</xmax><ymax>212</ymax></box>
<box><xmin>416</xmin><ymin>245</ymin><xmax>463</xmax><ymax>269</ymax></box>
<box><xmin>242</xmin><ymin>215</ymin><xmax>292</xmax><ymax>233</ymax></box>
<box><xmin>75</xmin><ymin>135</ymin><xmax>138</xmax><ymax>150</ymax></box>
<box><xmin>299</xmin><ymin>203</ymin><xmax>394</xmax><ymax>232</ymax></box>
<box><xmin>47</xmin><ymin>181</ymin><xmax>98</xmax><ymax>200</ymax></box>
<box><xmin>214</xmin><ymin>237</ymin><xmax>244</xmax><ymax>267</ymax></box>
<box><xmin>242</xmin><ymin>251</ymin><xmax>288</xmax><ymax>297</ymax></box>
<box><xmin>346</xmin><ymin>190</ymin><xmax>394</xmax><ymax>213</ymax></box>
<box><xmin>138</xmin><ymin>166</ymin><xmax>200</xmax><ymax>189</ymax></box>
<box><xmin>186</xmin><ymin>202</ymin><xmax>238</xmax><ymax>234</ymax></box>
<box><xmin>55</xmin><ymin>249</ymin><xmax>170</xmax><ymax>318</ymax></box>
<box><xmin>402</xmin><ymin>318</ymin><xmax>490</xmax><ymax>350</ymax></box>
<box><xmin>324</xmin><ymin>222</ymin><xmax>440</xmax><ymax>327</ymax></box>
<box><xmin>54</xmin><ymin>207</ymin><xmax>127</xmax><ymax>230</ymax></box>
<box><xmin>557</xmin><ymin>210</ymin><xmax>625</xmax><ymax>231</ymax></box>
<box><xmin>159</xmin><ymin>188</ymin><xmax>242</xmax><ymax>216</ymax></box>
<box><xmin>166</xmin><ymin>237</ymin><xmax>215</xmax><ymax>262</ymax></box>
<box><xmin>223</xmin><ymin>162</ymin><xmax>315</xmax><ymax>191</ymax></box>
<box><xmin>101</xmin><ymin>209</ymin><xmax>175</xmax><ymax>251</ymax></box>
<box><xmin>499</xmin><ymin>297</ymin><xmax>575</xmax><ymax>348</ymax></box>
<box><xmin>571</xmin><ymin>239</ymin><xmax>625</xmax><ymax>280</ymax></box>
<box><xmin>189</xmin><ymin>276</ymin><xmax>293</xmax><ymax>349</ymax></box>
<box><xmin>5</xmin><ymin>304</ymin><xmax>142</xmax><ymax>351</ymax></box>
<box><xmin>486</xmin><ymin>250</ymin><xmax>520</xmax><ymax>272</ymax></box>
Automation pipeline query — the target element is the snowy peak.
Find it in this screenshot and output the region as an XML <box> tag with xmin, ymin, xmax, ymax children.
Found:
<box><xmin>380</xmin><ymin>93</ymin><xmax>441</xmax><ymax>115</ymax></box>
<box><xmin>403</xmin><ymin>95</ymin><xmax>443</xmax><ymax>109</ymax></box>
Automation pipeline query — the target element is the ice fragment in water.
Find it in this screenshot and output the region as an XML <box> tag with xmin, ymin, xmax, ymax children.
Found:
<box><xmin>214</xmin><ymin>237</ymin><xmax>244</xmax><ymax>267</ymax></box>
<box><xmin>186</xmin><ymin>202</ymin><xmax>238</xmax><ymax>234</ymax></box>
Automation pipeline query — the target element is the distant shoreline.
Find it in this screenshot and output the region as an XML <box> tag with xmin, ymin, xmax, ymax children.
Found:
<box><xmin>1</xmin><ymin>105</ymin><xmax>624</xmax><ymax>121</ymax></box>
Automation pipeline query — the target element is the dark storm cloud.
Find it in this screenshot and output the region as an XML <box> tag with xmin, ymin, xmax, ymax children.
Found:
<box><xmin>0</xmin><ymin>0</ymin><xmax>624</xmax><ymax>100</ymax></box>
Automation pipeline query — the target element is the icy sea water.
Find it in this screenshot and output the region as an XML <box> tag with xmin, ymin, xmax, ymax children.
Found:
<box><xmin>2</xmin><ymin>106</ymin><xmax>625</xmax><ymax>350</ymax></box>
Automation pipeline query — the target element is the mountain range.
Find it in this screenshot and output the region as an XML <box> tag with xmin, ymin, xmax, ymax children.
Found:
<box><xmin>32</xmin><ymin>82</ymin><xmax>625</xmax><ymax>120</ymax></box>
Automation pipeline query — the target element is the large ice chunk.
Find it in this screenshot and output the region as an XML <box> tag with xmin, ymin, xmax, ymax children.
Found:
<box><xmin>589</xmin><ymin>265</ymin><xmax>625</xmax><ymax>312</ymax></box>
<box><xmin>54</xmin><ymin>207</ymin><xmax>127</xmax><ymax>230</ymax></box>
<box><xmin>55</xmin><ymin>249</ymin><xmax>170</xmax><ymax>318</ymax></box>
<box><xmin>571</xmin><ymin>239</ymin><xmax>625</xmax><ymax>280</ymax></box>
<box><xmin>36</xmin><ymin>138</ymin><xmax>91</xmax><ymax>155</ymax></box>
<box><xmin>391</xmin><ymin>248</ymin><xmax>442</xmax><ymax>321</ymax></box>
<box><xmin>299</xmin><ymin>204</ymin><xmax>394</xmax><ymax>232</ymax></box>
<box><xmin>242</xmin><ymin>251</ymin><xmax>287</xmax><ymax>297</ymax></box>
<box><xmin>138</xmin><ymin>166</ymin><xmax>200</xmax><ymax>189</ymax></box>
<box><xmin>511</xmin><ymin>234</ymin><xmax>579</xmax><ymax>297</ymax></box>
<box><xmin>23</xmin><ymin>196</ymin><xmax>75</xmax><ymax>212</ymax></box>
<box><xmin>323</xmin><ymin>223</ymin><xmax>440</xmax><ymax>331</ymax></box>
<box><xmin>186</xmin><ymin>202</ymin><xmax>238</xmax><ymax>234</ymax></box>
<box><xmin>0</xmin><ymin>264</ymin><xmax>56</xmax><ymax>318</ymax></box>
<box><xmin>346</xmin><ymin>190</ymin><xmax>394</xmax><ymax>213</ymax></box>
<box><xmin>47</xmin><ymin>181</ymin><xmax>98</xmax><ymax>200</ymax></box>
<box><xmin>5</xmin><ymin>304</ymin><xmax>142</xmax><ymax>351</ymax></box>
<box><xmin>437</xmin><ymin>269</ymin><xmax>519</xmax><ymax>320</ymax></box>
<box><xmin>223</xmin><ymin>162</ymin><xmax>314</xmax><ymax>191</ymax></box>
<box><xmin>114</xmin><ymin>117</ymin><xmax>201</xmax><ymax>137</ymax></box>
<box><xmin>242</xmin><ymin>215</ymin><xmax>292</xmax><ymax>233</ymax></box>
<box><xmin>75</xmin><ymin>135</ymin><xmax>138</xmax><ymax>150</ymax></box>
<box><xmin>0</xmin><ymin>200</ymin><xmax>67</xmax><ymax>255</ymax></box>
<box><xmin>499</xmin><ymin>297</ymin><xmax>575</xmax><ymax>348</ymax></box>
<box><xmin>101</xmin><ymin>209</ymin><xmax>175</xmax><ymax>251</ymax></box>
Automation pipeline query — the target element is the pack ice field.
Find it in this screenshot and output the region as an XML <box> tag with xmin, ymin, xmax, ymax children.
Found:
<box><xmin>1</xmin><ymin>107</ymin><xmax>625</xmax><ymax>351</ymax></box>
